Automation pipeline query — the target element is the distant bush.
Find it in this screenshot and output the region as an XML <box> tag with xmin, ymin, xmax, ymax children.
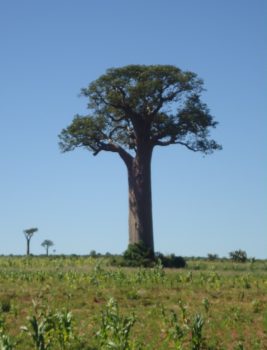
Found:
<box><xmin>207</xmin><ymin>253</ymin><xmax>219</xmax><ymax>261</ymax></box>
<box><xmin>89</xmin><ymin>250</ymin><xmax>97</xmax><ymax>258</ymax></box>
<box><xmin>155</xmin><ymin>253</ymin><xmax>186</xmax><ymax>268</ymax></box>
<box><xmin>229</xmin><ymin>249</ymin><xmax>247</xmax><ymax>263</ymax></box>
<box><xmin>106</xmin><ymin>243</ymin><xmax>187</xmax><ymax>268</ymax></box>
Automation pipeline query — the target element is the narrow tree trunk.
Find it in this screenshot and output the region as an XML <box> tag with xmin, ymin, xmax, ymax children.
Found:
<box><xmin>26</xmin><ymin>239</ymin><xmax>30</xmax><ymax>256</ymax></box>
<box><xmin>127</xmin><ymin>147</ymin><xmax>154</xmax><ymax>254</ymax></box>
<box><xmin>46</xmin><ymin>247</ymin><xmax>49</xmax><ymax>256</ymax></box>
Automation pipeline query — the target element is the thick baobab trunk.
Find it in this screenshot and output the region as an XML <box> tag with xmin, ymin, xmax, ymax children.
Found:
<box><xmin>127</xmin><ymin>147</ymin><xmax>154</xmax><ymax>254</ymax></box>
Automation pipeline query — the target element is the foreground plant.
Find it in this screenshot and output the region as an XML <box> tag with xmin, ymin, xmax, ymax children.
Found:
<box><xmin>161</xmin><ymin>307</ymin><xmax>185</xmax><ymax>349</ymax></box>
<box><xmin>191</xmin><ymin>314</ymin><xmax>204</xmax><ymax>350</ymax></box>
<box><xmin>96</xmin><ymin>298</ymin><xmax>136</xmax><ymax>350</ymax></box>
<box><xmin>51</xmin><ymin>310</ymin><xmax>74</xmax><ymax>350</ymax></box>
<box><xmin>161</xmin><ymin>302</ymin><xmax>207</xmax><ymax>350</ymax></box>
<box><xmin>0</xmin><ymin>314</ymin><xmax>15</xmax><ymax>350</ymax></box>
<box><xmin>21</xmin><ymin>314</ymin><xmax>52</xmax><ymax>350</ymax></box>
<box><xmin>21</xmin><ymin>308</ymin><xmax>74</xmax><ymax>350</ymax></box>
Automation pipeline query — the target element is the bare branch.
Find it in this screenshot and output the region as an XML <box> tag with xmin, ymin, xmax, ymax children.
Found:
<box><xmin>154</xmin><ymin>138</ymin><xmax>198</xmax><ymax>152</ymax></box>
<box><xmin>174</xmin><ymin>141</ymin><xmax>198</xmax><ymax>152</ymax></box>
<box><xmin>108</xmin><ymin>113</ymin><xmax>128</xmax><ymax>123</ymax></box>
<box><xmin>150</xmin><ymin>85</ymin><xmax>183</xmax><ymax>117</ymax></box>
<box><xmin>96</xmin><ymin>141</ymin><xmax>133</xmax><ymax>167</ymax></box>
<box><xmin>108</xmin><ymin>125</ymin><xmax>128</xmax><ymax>139</ymax></box>
<box><xmin>153</xmin><ymin>137</ymin><xmax>175</xmax><ymax>147</ymax></box>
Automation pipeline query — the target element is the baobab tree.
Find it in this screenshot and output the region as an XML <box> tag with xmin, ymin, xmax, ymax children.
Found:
<box><xmin>41</xmin><ymin>240</ymin><xmax>54</xmax><ymax>256</ymax></box>
<box><xmin>23</xmin><ymin>227</ymin><xmax>38</xmax><ymax>255</ymax></box>
<box><xmin>59</xmin><ymin>65</ymin><xmax>221</xmax><ymax>255</ymax></box>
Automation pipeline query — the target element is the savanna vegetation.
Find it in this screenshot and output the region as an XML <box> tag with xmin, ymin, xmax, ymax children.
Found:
<box><xmin>0</xmin><ymin>255</ymin><xmax>266</xmax><ymax>349</ymax></box>
<box><xmin>3</xmin><ymin>49</ymin><xmax>263</xmax><ymax>350</ymax></box>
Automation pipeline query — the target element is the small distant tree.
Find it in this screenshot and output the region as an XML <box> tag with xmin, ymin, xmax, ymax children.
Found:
<box><xmin>89</xmin><ymin>250</ymin><xmax>97</xmax><ymax>257</ymax></box>
<box><xmin>207</xmin><ymin>253</ymin><xmax>218</xmax><ymax>261</ymax></box>
<box><xmin>23</xmin><ymin>227</ymin><xmax>38</xmax><ymax>256</ymax></box>
<box><xmin>41</xmin><ymin>240</ymin><xmax>54</xmax><ymax>256</ymax></box>
<box><xmin>229</xmin><ymin>249</ymin><xmax>247</xmax><ymax>263</ymax></box>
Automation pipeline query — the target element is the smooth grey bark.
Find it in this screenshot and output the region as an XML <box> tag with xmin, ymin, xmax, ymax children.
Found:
<box><xmin>124</xmin><ymin>144</ymin><xmax>154</xmax><ymax>253</ymax></box>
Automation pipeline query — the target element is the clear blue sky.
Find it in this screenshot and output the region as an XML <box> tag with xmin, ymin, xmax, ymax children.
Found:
<box><xmin>0</xmin><ymin>0</ymin><xmax>266</xmax><ymax>258</ymax></box>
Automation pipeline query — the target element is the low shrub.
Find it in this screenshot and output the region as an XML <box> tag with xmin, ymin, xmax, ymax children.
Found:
<box><xmin>109</xmin><ymin>243</ymin><xmax>186</xmax><ymax>268</ymax></box>
<box><xmin>229</xmin><ymin>250</ymin><xmax>247</xmax><ymax>263</ymax></box>
<box><xmin>123</xmin><ymin>242</ymin><xmax>154</xmax><ymax>267</ymax></box>
<box><xmin>207</xmin><ymin>253</ymin><xmax>218</xmax><ymax>261</ymax></box>
<box><xmin>155</xmin><ymin>253</ymin><xmax>186</xmax><ymax>268</ymax></box>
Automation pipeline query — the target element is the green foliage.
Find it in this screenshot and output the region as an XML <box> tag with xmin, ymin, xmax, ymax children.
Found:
<box><xmin>24</xmin><ymin>228</ymin><xmax>38</xmax><ymax>238</ymax></box>
<box><xmin>234</xmin><ymin>340</ymin><xmax>245</xmax><ymax>350</ymax></box>
<box><xmin>89</xmin><ymin>250</ymin><xmax>97</xmax><ymax>258</ymax></box>
<box><xmin>21</xmin><ymin>306</ymin><xmax>74</xmax><ymax>350</ymax></box>
<box><xmin>0</xmin><ymin>298</ymin><xmax>11</xmax><ymax>313</ymax></box>
<box><xmin>0</xmin><ymin>314</ymin><xmax>15</xmax><ymax>350</ymax></box>
<box><xmin>0</xmin><ymin>256</ymin><xmax>266</xmax><ymax>348</ymax></box>
<box><xmin>161</xmin><ymin>308</ymin><xmax>185</xmax><ymax>349</ymax></box>
<box><xmin>123</xmin><ymin>243</ymin><xmax>154</xmax><ymax>267</ymax></box>
<box><xmin>251</xmin><ymin>299</ymin><xmax>261</xmax><ymax>313</ymax></box>
<box><xmin>229</xmin><ymin>250</ymin><xmax>248</xmax><ymax>263</ymax></box>
<box><xmin>52</xmin><ymin>310</ymin><xmax>74</xmax><ymax>349</ymax></box>
<box><xmin>41</xmin><ymin>240</ymin><xmax>54</xmax><ymax>256</ymax></box>
<box><xmin>0</xmin><ymin>334</ymin><xmax>15</xmax><ymax>350</ymax></box>
<box><xmin>96</xmin><ymin>298</ymin><xmax>135</xmax><ymax>350</ymax></box>
<box><xmin>207</xmin><ymin>253</ymin><xmax>218</xmax><ymax>261</ymax></box>
<box><xmin>191</xmin><ymin>314</ymin><xmax>204</xmax><ymax>350</ymax></box>
<box><xmin>155</xmin><ymin>253</ymin><xmax>186</xmax><ymax>268</ymax></box>
<box><xmin>201</xmin><ymin>298</ymin><xmax>210</xmax><ymax>313</ymax></box>
<box><xmin>263</xmin><ymin>311</ymin><xmax>267</xmax><ymax>333</ymax></box>
<box><xmin>120</xmin><ymin>244</ymin><xmax>186</xmax><ymax>268</ymax></box>
<box><xmin>21</xmin><ymin>314</ymin><xmax>51</xmax><ymax>350</ymax></box>
<box><xmin>161</xmin><ymin>303</ymin><xmax>206</xmax><ymax>350</ymax></box>
<box><xmin>59</xmin><ymin>65</ymin><xmax>221</xmax><ymax>156</ymax></box>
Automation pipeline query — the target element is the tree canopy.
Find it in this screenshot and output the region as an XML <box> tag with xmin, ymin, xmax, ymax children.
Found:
<box><xmin>59</xmin><ymin>65</ymin><xmax>221</xmax><ymax>162</ymax></box>
<box><xmin>24</xmin><ymin>227</ymin><xmax>38</xmax><ymax>238</ymax></box>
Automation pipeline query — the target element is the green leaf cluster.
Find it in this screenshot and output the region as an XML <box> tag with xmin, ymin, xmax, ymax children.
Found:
<box><xmin>59</xmin><ymin>65</ymin><xmax>221</xmax><ymax>157</ymax></box>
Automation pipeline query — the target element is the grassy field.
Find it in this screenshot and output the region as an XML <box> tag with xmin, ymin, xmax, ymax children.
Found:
<box><xmin>0</xmin><ymin>256</ymin><xmax>266</xmax><ymax>349</ymax></box>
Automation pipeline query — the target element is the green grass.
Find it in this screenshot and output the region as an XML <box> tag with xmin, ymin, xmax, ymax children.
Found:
<box><xmin>0</xmin><ymin>256</ymin><xmax>266</xmax><ymax>349</ymax></box>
